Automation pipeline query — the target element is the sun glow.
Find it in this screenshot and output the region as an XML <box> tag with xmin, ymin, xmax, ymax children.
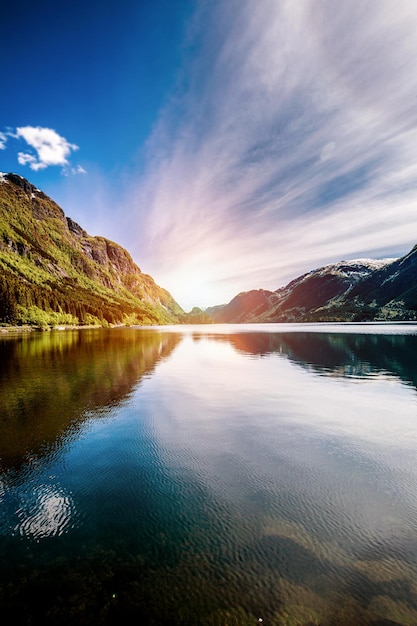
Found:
<box><xmin>168</xmin><ymin>266</ymin><xmax>218</xmax><ymax>311</ymax></box>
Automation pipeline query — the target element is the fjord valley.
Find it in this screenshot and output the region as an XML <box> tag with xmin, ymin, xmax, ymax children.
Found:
<box><xmin>0</xmin><ymin>172</ymin><xmax>195</xmax><ymax>327</ymax></box>
<box><xmin>2</xmin><ymin>171</ymin><xmax>417</xmax><ymax>329</ymax></box>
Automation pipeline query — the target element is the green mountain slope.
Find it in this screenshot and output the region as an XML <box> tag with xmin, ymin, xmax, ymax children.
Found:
<box><xmin>0</xmin><ymin>173</ymin><xmax>185</xmax><ymax>326</ymax></box>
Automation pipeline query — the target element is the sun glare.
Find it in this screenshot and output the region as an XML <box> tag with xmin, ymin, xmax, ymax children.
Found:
<box><xmin>170</xmin><ymin>268</ymin><xmax>216</xmax><ymax>311</ymax></box>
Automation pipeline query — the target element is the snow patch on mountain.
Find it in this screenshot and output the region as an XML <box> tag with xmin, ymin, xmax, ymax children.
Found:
<box><xmin>342</xmin><ymin>258</ymin><xmax>396</xmax><ymax>270</ymax></box>
<box><xmin>313</xmin><ymin>258</ymin><xmax>396</xmax><ymax>280</ymax></box>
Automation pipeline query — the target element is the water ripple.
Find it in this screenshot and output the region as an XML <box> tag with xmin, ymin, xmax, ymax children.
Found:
<box><xmin>14</xmin><ymin>484</ymin><xmax>75</xmax><ymax>539</ymax></box>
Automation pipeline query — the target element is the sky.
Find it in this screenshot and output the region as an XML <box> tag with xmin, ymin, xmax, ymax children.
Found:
<box><xmin>2</xmin><ymin>0</ymin><xmax>417</xmax><ymax>310</ymax></box>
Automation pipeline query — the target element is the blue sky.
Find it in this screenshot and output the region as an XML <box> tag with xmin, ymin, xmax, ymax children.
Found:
<box><xmin>2</xmin><ymin>0</ymin><xmax>417</xmax><ymax>310</ymax></box>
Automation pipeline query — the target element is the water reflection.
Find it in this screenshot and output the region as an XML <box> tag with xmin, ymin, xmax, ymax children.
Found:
<box><xmin>135</xmin><ymin>326</ymin><xmax>417</xmax><ymax>625</ymax></box>
<box><xmin>200</xmin><ymin>329</ymin><xmax>417</xmax><ymax>389</ymax></box>
<box><xmin>0</xmin><ymin>329</ymin><xmax>180</xmax><ymax>472</ymax></box>
<box><xmin>1</xmin><ymin>325</ymin><xmax>417</xmax><ymax>625</ymax></box>
<box><xmin>15</xmin><ymin>484</ymin><xmax>75</xmax><ymax>539</ymax></box>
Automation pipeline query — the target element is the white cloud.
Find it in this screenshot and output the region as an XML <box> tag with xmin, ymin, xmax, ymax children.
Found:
<box><xmin>130</xmin><ymin>0</ymin><xmax>417</xmax><ymax>308</ymax></box>
<box><xmin>15</xmin><ymin>126</ymin><xmax>79</xmax><ymax>171</ymax></box>
<box><xmin>0</xmin><ymin>132</ymin><xmax>7</xmax><ymax>150</ymax></box>
<box><xmin>17</xmin><ymin>152</ymin><xmax>38</xmax><ymax>167</ymax></box>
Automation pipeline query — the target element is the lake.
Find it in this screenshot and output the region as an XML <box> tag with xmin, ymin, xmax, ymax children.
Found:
<box><xmin>1</xmin><ymin>323</ymin><xmax>417</xmax><ymax>625</ymax></box>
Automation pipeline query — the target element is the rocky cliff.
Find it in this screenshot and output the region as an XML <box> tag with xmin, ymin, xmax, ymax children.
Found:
<box><xmin>0</xmin><ymin>173</ymin><xmax>184</xmax><ymax>326</ymax></box>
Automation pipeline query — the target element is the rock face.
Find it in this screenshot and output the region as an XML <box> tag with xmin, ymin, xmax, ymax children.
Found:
<box><xmin>208</xmin><ymin>253</ymin><xmax>417</xmax><ymax>323</ymax></box>
<box><xmin>0</xmin><ymin>172</ymin><xmax>184</xmax><ymax>325</ymax></box>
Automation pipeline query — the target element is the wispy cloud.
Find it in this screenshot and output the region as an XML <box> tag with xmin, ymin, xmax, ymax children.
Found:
<box><xmin>68</xmin><ymin>164</ymin><xmax>87</xmax><ymax>176</ymax></box>
<box><xmin>132</xmin><ymin>0</ymin><xmax>417</xmax><ymax>308</ymax></box>
<box><xmin>0</xmin><ymin>132</ymin><xmax>7</xmax><ymax>150</ymax></box>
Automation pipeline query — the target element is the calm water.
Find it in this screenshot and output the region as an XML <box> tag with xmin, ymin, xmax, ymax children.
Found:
<box><xmin>1</xmin><ymin>324</ymin><xmax>417</xmax><ymax>625</ymax></box>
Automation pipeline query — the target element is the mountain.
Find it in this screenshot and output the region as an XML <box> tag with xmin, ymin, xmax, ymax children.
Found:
<box><xmin>3</xmin><ymin>171</ymin><xmax>415</xmax><ymax>327</ymax></box>
<box><xmin>0</xmin><ymin>172</ymin><xmax>186</xmax><ymax>327</ymax></box>
<box><xmin>207</xmin><ymin>252</ymin><xmax>417</xmax><ymax>323</ymax></box>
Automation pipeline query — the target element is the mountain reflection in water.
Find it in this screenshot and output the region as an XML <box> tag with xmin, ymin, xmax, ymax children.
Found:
<box><xmin>0</xmin><ymin>324</ymin><xmax>417</xmax><ymax>626</ymax></box>
<box><xmin>0</xmin><ymin>329</ymin><xmax>180</xmax><ymax>471</ymax></box>
<box><xmin>221</xmin><ymin>330</ymin><xmax>417</xmax><ymax>386</ymax></box>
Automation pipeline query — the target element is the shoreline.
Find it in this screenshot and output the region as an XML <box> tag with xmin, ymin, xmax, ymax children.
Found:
<box><xmin>1</xmin><ymin>319</ymin><xmax>416</xmax><ymax>335</ymax></box>
<box><xmin>0</xmin><ymin>324</ymin><xmax>112</xmax><ymax>334</ymax></box>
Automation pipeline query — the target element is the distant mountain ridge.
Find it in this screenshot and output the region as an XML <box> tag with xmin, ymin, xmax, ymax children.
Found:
<box><xmin>0</xmin><ymin>172</ymin><xmax>190</xmax><ymax>326</ymax></box>
<box><xmin>207</xmin><ymin>251</ymin><xmax>417</xmax><ymax>323</ymax></box>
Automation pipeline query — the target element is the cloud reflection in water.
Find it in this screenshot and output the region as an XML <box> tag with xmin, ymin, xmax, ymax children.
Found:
<box><xmin>14</xmin><ymin>484</ymin><xmax>75</xmax><ymax>540</ymax></box>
